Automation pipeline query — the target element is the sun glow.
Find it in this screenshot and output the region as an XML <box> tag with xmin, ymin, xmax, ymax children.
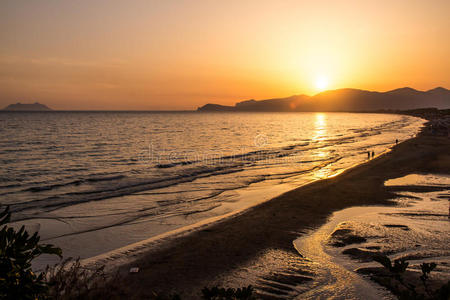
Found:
<box><xmin>315</xmin><ymin>75</ymin><xmax>329</xmax><ymax>91</ymax></box>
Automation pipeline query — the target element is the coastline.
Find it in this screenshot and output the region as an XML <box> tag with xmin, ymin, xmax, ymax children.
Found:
<box><xmin>103</xmin><ymin>114</ymin><xmax>449</xmax><ymax>298</ymax></box>
<box><xmin>82</xmin><ymin>134</ymin><xmax>399</xmax><ymax>271</ymax></box>
<box><xmin>79</xmin><ymin>114</ymin><xmax>423</xmax><ymax>271</ymax></box>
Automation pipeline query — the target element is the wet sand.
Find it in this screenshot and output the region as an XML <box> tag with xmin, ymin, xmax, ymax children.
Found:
<box><xmin>111</xmin><ymin>117</ymin><xmax>450</xmax><ymax>299</ymax></box>
<box><xmin>294</xmin><ymin>183</ymin><xmax>449</xmax><ymax>300</ymax></box>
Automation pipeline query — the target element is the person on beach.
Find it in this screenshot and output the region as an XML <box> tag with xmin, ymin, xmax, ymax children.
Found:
<box><xmin>396</xmin><ymin>139</ymin><xmax>398</xmax><ymax>144</ymax></box>
<box><xmin>368</xmin><ymin>151</ymin><xmax>370</xmax><ymax>159</ymax></box>
<box><xmin>371</xmin><ymin>151</ymin><xmax>375</xmax><ymax>158</ymax></box>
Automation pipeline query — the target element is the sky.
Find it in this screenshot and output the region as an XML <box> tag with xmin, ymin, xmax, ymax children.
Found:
<box><xmin>1</xmin><ymin>0</ymin><xmax>449</xmax><ymax>110</ymax></box>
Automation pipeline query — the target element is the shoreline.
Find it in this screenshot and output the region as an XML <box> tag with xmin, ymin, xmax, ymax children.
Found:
<box><xmin>104</xmin><ymin>114</ymin><xmax>449</xmax><ymax>298</ymax></box>
<box><xmin>81</xmin><ymin>115</ymin><xmax>422</xmax><ymax>271</ymax></box>
<box><xmin>82</xmin><ymin>118</ymin><xmax>418</xmax><ymax>271</ymax></box>
<box><xmin>83</xmin><ymin>142</ymin><xmax>392</xmax><ymax>270</ymax></box>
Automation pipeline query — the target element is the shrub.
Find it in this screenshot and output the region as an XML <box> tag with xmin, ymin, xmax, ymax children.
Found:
<box><xmin>373</xmin><ymin>254</ymin><xmax>450</xmax><ymax>300</ymax></box>
<box><xmin>201</xmin><ymin>285</ymin><xmax>255</xmax><ymax>300</ymax></box>
<box><xmin>44</xmin><ymin>258</ymin><xmax>108</xmax><ymax>299</ymax></box>
<box><xmin>0</xmin><ymin>205</ymin><xmax>62</xmax><ymax>299</ymax></box>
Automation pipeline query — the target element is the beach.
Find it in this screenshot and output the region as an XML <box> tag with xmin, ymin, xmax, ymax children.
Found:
<box><xmin>3</xmin><ymin>112</ymin><xmax>423</xmax><ymax>269</ymax></box>
<box><xmin>107</xmin><ymin>113</ymin><xmax>450</xmax><ymax>299</ymax></box>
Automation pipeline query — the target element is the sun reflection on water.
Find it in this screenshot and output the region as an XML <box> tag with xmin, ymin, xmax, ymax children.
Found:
<box><xmin>313</xmin><ymin>113</ymin><xmax>327</xmax><ymax>142</ymax></box>
<box><xmin>312</xmin><ymin>113</ymin><xmax>337</xmax><ymax>179</ymax></box>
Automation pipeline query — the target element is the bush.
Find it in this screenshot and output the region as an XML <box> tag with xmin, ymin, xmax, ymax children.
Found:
<box><xmin>201</xmin><ymin>285</ymin><xmax>255</xmax><ymax>300</ymax></box>
<box><xmin>0</xmin><ymin>205</ymin><xmax>62</xmax><ymax>299</ymax></box>
<box><xmin>373</xmin><ymin>254</ymin><xmax>450</xmax><ymax>300</ymax></box>
<box><xmin>44</xmin><ymin>258</ymin><xmax>109</xmax><ymax>299</ymax></box>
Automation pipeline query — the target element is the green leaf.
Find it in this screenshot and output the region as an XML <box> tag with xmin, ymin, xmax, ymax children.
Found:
<box><xmin>38</xmin><ymin>244</ymin><xmax>63</xmax><ymax>258</ymax></box>
<box><xmin>0</xmin><ymin>206</ymin><xmax>11</xmax><ymax>225</ymax></box>
<box><xmin>392</xmin><ymin>259</ymin><xmax>409</xmax><ymax>273</ymax></box>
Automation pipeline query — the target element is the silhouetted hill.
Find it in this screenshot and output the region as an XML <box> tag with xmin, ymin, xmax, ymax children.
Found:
<box><xmin>197</xmin><ymin>104</ymin><xmax>235</xmax><ymax>111</ymax></box>
<box><xmin>2</xmin><ymin>102</ymin><xmax>52</xmax><ymax>111</ymax></box>
<box><xmin>197</xmin><ymin>87</ymin><xmax>450</xmax><ymax>112</ymax></box>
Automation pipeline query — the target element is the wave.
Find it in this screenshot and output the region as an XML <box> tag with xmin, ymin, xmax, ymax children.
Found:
<box><xmin>9</xmin><ymin>147</ymin><xmax>343</xmax><ymax>217</ymax></box>
<box><xmin>3</xmin><ymin>114</ymin><xmax>422</xmax><ymax>224</ymax></box>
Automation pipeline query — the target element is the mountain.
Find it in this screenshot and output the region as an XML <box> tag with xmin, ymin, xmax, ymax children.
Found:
<box><xmin>2</xmin><ymin>102</ymin><xmax>52</xmax><ymax>111</ymax></box>
<box><xmin>197</xmin><ymin>87</ymin><xmax>450</xmax><ymax>112</ymax></box>
<box><xmin>197</xmin><ymin>104</ymin><xmax>236</xmax><ymax>112</ymax></box>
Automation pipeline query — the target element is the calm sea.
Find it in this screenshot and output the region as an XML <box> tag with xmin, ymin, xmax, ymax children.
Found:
<box><xmin>0</xmin><ymin>112</ymin><xmax>424</xmax><ymax>266</ymax></box>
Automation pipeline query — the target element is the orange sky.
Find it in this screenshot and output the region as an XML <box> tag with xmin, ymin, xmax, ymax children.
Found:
<box><xmin>1</xmin><ymin>0</ymin><xmax>449</xmax><ymax>110</ymax></box>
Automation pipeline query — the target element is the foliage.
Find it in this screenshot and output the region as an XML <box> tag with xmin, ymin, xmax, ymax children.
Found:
<box><xmin>420</xmin><ymin>262</ymin><xmax>437</xmax><ymax>296</ymax></box>
<box><xmin>373</xmin><ymin>255</ymin><xmax>409</xmax><ymax>274</ymax></box>
<box><xmin>44</xmin><ymin>257</ymin><xmax>108</xmax><ymax>299</ymax></box>
<box><xmin>150</xmin><ymin>291</ymin><xmax>182</xmax><ymax>300</ymax></box>
<box><xmin>0</xmin><ymin>205</ymin><xmax>62</xmax><ymax>299</ymax></box>
<box><xmin>373</xmin><ymin>254</ymin><xmax>450</xmax><ymax>300</ymax></box>
<box><xmin>201</xmin><ymin>285</ymin><xmax>255</xmax><ymax>300</ymax></box>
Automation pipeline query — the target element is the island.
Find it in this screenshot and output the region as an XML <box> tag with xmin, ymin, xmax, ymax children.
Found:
<box><xmin>2</xmin><ymin>102</ymin><xmax>52</xmax><ymax>111</ymax></box>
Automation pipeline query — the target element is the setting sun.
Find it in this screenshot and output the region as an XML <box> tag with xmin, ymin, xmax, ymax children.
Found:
<box><xmin>315</xmin><ymin>76</ymin><xmax>329</xmax><ymax>91</ymax></box>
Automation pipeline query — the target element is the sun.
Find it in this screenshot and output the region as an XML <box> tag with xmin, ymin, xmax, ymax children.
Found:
<box><xmin>315</xmin><ymin>75</ymin><xmax>329</xmax><ymax>91</ymax></box>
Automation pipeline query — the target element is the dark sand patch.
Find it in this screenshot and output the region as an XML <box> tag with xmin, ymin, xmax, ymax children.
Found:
<box><xmin>383</xmin><ymin>224</ymin><xmax>410</xmax><ymax>230</ymax></box>
<box><xmin>328</xmin><ymin>224</ymin><xmax>367</xmax><ymax>247</ymax></box>
<box><xmin>342</xmin><ymin>248</ymin><xmax>381</xmax><ymax>262</ymax></box>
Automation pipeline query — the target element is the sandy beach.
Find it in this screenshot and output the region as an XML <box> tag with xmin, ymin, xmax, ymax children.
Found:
<box><xmin>94</xmin><ymin>113</ymin><xmax>448</xmax><ymax>299</ymax></box>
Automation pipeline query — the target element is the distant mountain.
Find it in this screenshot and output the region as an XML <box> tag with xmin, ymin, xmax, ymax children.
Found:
<box><xmin>197</xmin><ymin>87</ymin><xmax>450</xmax><ymax>112</ymax></box>
<box><xmin>197</xmin><ymin>104</ymin><xmax>236</xmax><ymax>112</ymax></box>
<box><xmin>2</xmin><ymin>102</ymin><xmax>52</xmax><ymax>111</ymax></box>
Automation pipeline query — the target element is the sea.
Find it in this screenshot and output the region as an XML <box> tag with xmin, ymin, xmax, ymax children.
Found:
<box><xmin>0</xmin><ymin>112</ymin><xmax>425</xmax><ymax>268</ymax></box>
